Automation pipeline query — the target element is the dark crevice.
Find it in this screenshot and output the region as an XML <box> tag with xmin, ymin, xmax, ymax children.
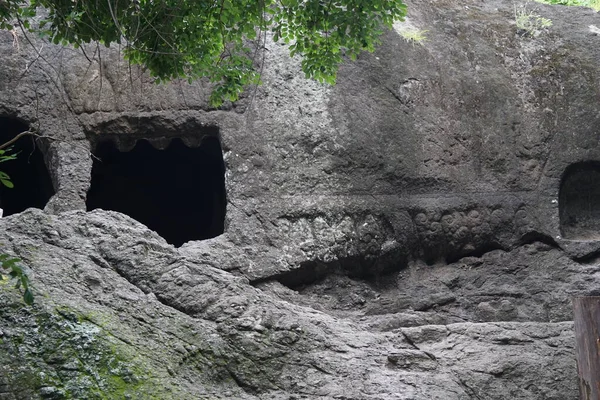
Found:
<box><xmin>259</xmin><ymin>252</ymin><xmax>408</xmax><ymax>290</ymax></box>
<box><xmin>257</xmin><ymin>260</ymin><xmax>333</xmax><ymax>290</ymax></box>
<box><xmin>423</xmin><ymin>256</ymin><xmax>440</xmax><ymax>267</ymax></box>
<box><xmin>86</xmin><ymin>136</ymin><xmax>226</xmax><ymax>247</ymax></box>
<box><xmin>0</xmin><ymin>117</ymin><xmax>55</xmax><ymax>216</ymax></box>
<box><xmin>414</xmin><ymin>296</ymin><xmax>457</xmax><ymax>311</ymax></box>
<box><xmin>445</xmin><ymin>243</ymin><xmax>508</xmax><ymax>264</ymax></box>
<box><xmin>400</xmin><ymin>331</ymin><xmax>421</xmax><ymax>351</ymax></box>
<box><xmin>492</xmin><ymin>336</ymin><xmax>533</xmax><ymax>345</ymax></box>
<box><xmin>517</xmin><ymin>231</ymin><xmax>560</xmax><ymax>249</ymax></box>
<box><xmin>338</xmin><ymin>253</ymin><xmax>405</xmax><ymax>280</ymax></box>
<box><xmin>572</xmin><ymin>249</ymin><xmax>600</xmax><ymax>264</ymax></box>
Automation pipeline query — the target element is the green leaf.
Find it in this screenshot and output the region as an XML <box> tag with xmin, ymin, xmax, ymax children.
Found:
<box><xmin>4</xmin><ymin>258</ymin><xmax>20</xmax><ymax>268</ymax></box>
<box><xmin>23</xmin><ymin>288</ymin><xmax>34</xmax><ymax>305</ymax></box>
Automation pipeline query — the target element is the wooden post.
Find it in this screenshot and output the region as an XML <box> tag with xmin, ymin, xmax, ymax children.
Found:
<box><xmin>574</xmin><ymin>297</ymin><xmax>600</xmax><ymax>400</ymax></box>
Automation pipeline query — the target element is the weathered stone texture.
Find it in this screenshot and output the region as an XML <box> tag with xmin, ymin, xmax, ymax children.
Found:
<box><xmin>1</xmin><ymin>0</ymin><xmax>599</xmax><ymax>398</ymax></box>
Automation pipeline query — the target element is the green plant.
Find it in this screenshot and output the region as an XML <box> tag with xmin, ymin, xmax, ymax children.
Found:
<box><xmin>399</xmin><ymin>28</ymin><xmax>428</xmax><ymax>45</ymax></box>
<box><xmin>535</xmin><ymin>0</ymin><xmax>600</xmax><ymax>11</ymax></box>
<box><xmin>0</xmin><ymin>148</ymin><xmax>32</xmax><ymax>305</ymax></box>
<box><xmin>0</xmin><ymin>254</ymin><xmax>33</xmax><ymax>305</ymax></box>
<box><xmin>515</xmin><ymin>6</ymin><xmax>553</xmax><ymax>36</ymax></box>
<box><xmin>0</xmin><ymin>0</ymin><xmax>408</xmax><ymax>106</ymax></box>
<box><xmin>0</xmin><ymin>148</ymin><xmax>17</xmax><ymax>188</ymax></box>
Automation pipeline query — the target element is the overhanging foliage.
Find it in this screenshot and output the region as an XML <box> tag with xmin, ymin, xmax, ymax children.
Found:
<box><xmin>0</xmin><ymin>0</ymin><xmax>407</xmax><ymax>105</ymax></box>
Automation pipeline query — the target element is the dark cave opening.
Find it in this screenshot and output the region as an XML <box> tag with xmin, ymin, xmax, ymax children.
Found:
<box><xmin>559</xmin><ymin>161</ymin><xmax>600</xmax><ymax>240</ymax></box>
<box><xmin>86</xmin><ymin>136</ymin><xmax>226</xmax><ymax>247</ymax></box>
<box><xmin>0</xmin><ymin>117</ymin><xmax>55</xmax><ymax>216</ymax></box>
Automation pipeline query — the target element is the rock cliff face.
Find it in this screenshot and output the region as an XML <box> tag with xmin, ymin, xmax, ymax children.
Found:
<box><xmin>1</xmin><ymin>0</ymin><xmax>599</xmax><ymax>398</ymax></box>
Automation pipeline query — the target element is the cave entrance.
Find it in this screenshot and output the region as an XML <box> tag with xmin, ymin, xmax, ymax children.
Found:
<box><xmin>86</xmin><ymin>136</ymin><xmax>226</xmax><ymax>247</ymax></box>
<box><xmin>559</xmin><ymin>161</ymin><xmax>600</xmax><ymax>240</ymax></box>
<box><xmin>0</xmin><ymin>117</ymin><xmax>55</xmax><ymax>216</ymax></box>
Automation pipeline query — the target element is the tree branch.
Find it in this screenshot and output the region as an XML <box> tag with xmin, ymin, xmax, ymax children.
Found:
<box><xmin>0</xmin><ymin>130</ymin><xmax>38</xmax><ymax>150</ymax></box>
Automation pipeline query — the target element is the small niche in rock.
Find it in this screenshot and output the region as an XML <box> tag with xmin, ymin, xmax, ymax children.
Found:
<box><xmin>560</xmin><ymin>161</ymin><xmax>600</xmax><ymax>240</ymax></box>
<box><xmin>0</xmin><ymin>117</ymin><xmax>55</xmax><ymax>216</ymax></box>
<box><xmin>86</xmin><ymin>136</ymin><xmax>226</xmax><ymax>247</ymax></box>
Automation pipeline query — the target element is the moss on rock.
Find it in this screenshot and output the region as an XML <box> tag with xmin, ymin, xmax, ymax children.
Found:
<box><xmin>0</xmin><ymin>288</ymin><xmax>182</xmax><ymax>400</ymax></box>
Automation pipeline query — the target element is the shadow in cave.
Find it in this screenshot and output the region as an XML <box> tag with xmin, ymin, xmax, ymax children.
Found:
<box><xmin>0</xmin><ymin>117</ymin><xmax>55</xmax><ymax>216</ymax></box>
<box><xmin>560</xmin><ymin>161</ymin><xmax>600</xmax><ymax>240</ymax></box>
<box><xmin>86</xmin><ymin>137</ymin><xmax>226</xmax><ymax>247</ymax></box>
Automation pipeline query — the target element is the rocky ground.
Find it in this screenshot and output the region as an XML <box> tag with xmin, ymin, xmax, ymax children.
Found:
<box><xmin>0</xmin><ymin>210</ymin><xmax>578</xmax><ymax>399</ymax></box>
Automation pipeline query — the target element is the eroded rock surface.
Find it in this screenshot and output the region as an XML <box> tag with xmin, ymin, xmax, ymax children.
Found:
<box><xmin>0</xmin><ymin>210</ymin><xmax>577</xmax><ymax>399</ymax></box>
<box><xmin>1</xmin><ymin>0</ymin><xmax>599</xmax><ymax>398</ymax></box>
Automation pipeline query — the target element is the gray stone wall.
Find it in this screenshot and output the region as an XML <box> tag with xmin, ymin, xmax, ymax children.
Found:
<box><xmin>1</xmin><ymin>0</ymin><xmax>599</xmax><ymax>398</ymax></box>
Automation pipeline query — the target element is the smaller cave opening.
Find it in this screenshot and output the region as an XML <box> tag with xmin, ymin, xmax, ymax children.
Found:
<box><xmin>559</xmin><ymin>161</ymin><xmax>600</xmax><ymax>240</ymax></box>
<box><xmin>0</xmin><ymin>117</ymin><xmax>55</xmax><ymax>216</ymax></box>
<box><xmin>86</xmin><ymin>136</ymin><xmax>226</xmax><ymax>247</ymax></box>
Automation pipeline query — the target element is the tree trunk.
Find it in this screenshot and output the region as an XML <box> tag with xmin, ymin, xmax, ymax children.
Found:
<box><xmin>574</xmin><ymin>296</ymin><xmax>600</xmax><ymax>400</ymax></box>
